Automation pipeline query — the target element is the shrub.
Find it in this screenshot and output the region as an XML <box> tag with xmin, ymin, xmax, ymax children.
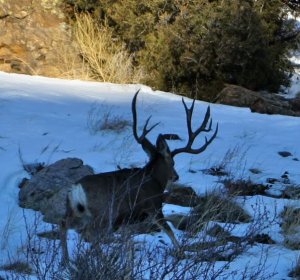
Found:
<box><xmin>140</xmin><ymin>0</ymin><xmax>296</xmax><ymax>100</ymax></box>
<box><xmin>69</xmin><ymin>237</ymin><xmax>135</xmax><ymax>280</ymax></box>
<box><xmin>73</xmin><ymin>14</ymin><xmax>145</xmax><ymax>84</ymax></box>
<box><xmin>63</xmin><ymin>0</ymin><xmax>176</xmax><ymax>51</ymax></box>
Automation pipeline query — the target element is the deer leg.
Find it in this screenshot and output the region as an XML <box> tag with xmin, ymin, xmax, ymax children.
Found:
<box><xmin>155</xmin><ymin>211</ymin><xmax>179</xmax><ymax>248</ymax></box>
<box><xmin>59</xmin><ymin>221</ymin><xmax>69</xmax><ymax>265</ymax></box>
<box><xmin>154</xmin><ymin>211</ymin><xmax>188</xmax><ymax>259</ymax></box>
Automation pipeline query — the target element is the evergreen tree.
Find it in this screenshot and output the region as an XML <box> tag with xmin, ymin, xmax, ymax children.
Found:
<box><xmin>63</xmin><ymin>0</ymin><xmax>300</xmax><ymax>100</ymax></box>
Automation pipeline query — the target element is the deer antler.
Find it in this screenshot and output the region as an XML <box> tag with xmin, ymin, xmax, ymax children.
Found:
<box><xmin>171</xmin><ymin>98</ymin><xmax>218</xmax><ymax>157</ymax></box>
<box><xmin>132</xmin><ymin>90</ymin><xmax>159</xmax><ymax>157</ymax></box>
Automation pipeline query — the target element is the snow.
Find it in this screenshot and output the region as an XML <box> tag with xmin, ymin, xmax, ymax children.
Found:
<box><xmin>0</xmin><ymin>71</ymin><xmax>300</xmax><ymax>279</ymax></box>
<box><xmin>281</xmin><ymin>52</ymin><xmax>300</xmax><ymax>98</ymax></box>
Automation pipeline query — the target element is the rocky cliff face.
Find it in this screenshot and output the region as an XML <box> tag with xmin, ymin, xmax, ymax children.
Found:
<box><xmin>0</xmin><ymin>0</ymin><xmax>74</xmax><ymax>76</ymax></box>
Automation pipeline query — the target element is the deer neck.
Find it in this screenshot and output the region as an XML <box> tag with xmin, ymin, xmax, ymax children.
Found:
<box><xmin>144</xmin><ymin>155</ymin><xmax>168</xmax><ymax>191</ymax></box>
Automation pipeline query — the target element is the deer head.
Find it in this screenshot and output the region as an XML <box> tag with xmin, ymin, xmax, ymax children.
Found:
<box><xmin>132</xmin><ymin>91</ymin><xmax>179</xmax><ymax>186</ymax></box>
<box><xmin>133</xmin><ymin>89</ymin><xmax>218</xmax><ymax>165</ymax></box>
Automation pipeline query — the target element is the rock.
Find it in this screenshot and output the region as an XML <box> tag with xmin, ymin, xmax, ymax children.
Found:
<box><xmin>266</xmin><ymin>178</ymin><xmax>279</xmax><ymax>184</ymax></box>
<box><xmin>252</xmin><ymin>234</ymin><xmax>276</xmax><ymax>245</ymax></box>
<box><xmin>216</xmin><ymin>85</ymin><xmax>262</xmax><ymax>107</ymax></box>
<box><xmin>249</xmin><ymin>168</ymin><xmax>262</xmax><ymax>174</ymax></box>
<box><xmin>290</xmin><ymin>97</ymin><xmax>300</xmax><ymax>111</ymax></box>
<box><xmin>281</xmin><ymin>171</ymin><xmax>289</xmax><ymax>180</ymax></box>
<box><xmin>278</xmin><ymin>151</ymin><xmax>292</xmax><ymax>157</ymax></box>
<box><xmin>202</xmin><ymin>166</ymin><xmax>229</xmax><ymax>177</ymax></box>
<box><xmin>215</xmin><ymin>84</ymin><xmax>300</xmax><ymax>117</ymax></box>
<box><xmin>18</xmin><ymin>158</ymin><xmax>94</xmax><ymax>224</ymax></box>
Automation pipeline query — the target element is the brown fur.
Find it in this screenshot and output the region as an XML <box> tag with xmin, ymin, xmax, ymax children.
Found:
<box><xmin>61</xmin><ymin>136</ymin><xmax>179</xmax><ymax>263</ymax></box>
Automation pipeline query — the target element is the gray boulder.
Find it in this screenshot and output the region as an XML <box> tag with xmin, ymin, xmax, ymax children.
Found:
<box><xmin>18</xmin><ymin>158</ymin><xmax>94</xmax><ymax>224</ymax></box>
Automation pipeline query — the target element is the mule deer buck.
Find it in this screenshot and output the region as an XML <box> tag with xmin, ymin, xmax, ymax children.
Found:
<box><xmin>60</xmin><ymin>90</ymin><xmax>218</xmax><ymax>263</ymax></box>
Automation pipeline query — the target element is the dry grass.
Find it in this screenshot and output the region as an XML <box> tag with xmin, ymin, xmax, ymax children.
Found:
<box><xmin>73</xmin><ymin>14</ymin><xmax>145</xmax><ymax>84</ymax></box>
<box><xmin>283</xmin><ymin>185</ymin><xmax>300</xmax><ymax>199</ymax></box>
<box><xmin>176</xmin><ymin>191</ymin><xmax>252</xmax><ymax>234</ymax></box>
<box><xmin>290</xmin><ymin>256</ymin><xmax>300</xmax><ymax>279</ymax></box>
<box><xmin>87</xmin><ymin>103</ymin><xmax>131</xmax><ymax>135</ymax></box>
<box><xmin>50</xmin><ymin>14</ymin><xmax>146</xmax><ymax>83</ymax></box>
<box><xmin>223</xmin><ymin>178</ymin><xmax>269</xmax><ymax>196</ymax></box>
<box><xmin>192</xmin><ymin>192</ymin><xmax>252</xmax><ymax>224</ymax></box>
<box><xmin>4</xmin><ymin>191</ymin><xmax>274</xmax><ymax>279</ymax></box>
<box><xmin>50</xmin><ymin>36</ymin><xmax>90</xmax><ymax>80</ymax></box>
<box><xmin>164</xmin><ymin>182</ymin><xmax>199</xmax><ymax>207</ymax></box>
<box><xmin>281</xmin><ymin>206</ymin><xmax>300</xmax><ymax>250</ymax></box>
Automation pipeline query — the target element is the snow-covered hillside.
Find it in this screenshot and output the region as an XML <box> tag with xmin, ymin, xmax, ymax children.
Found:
<box><xmin>0</xmin><ymin>71</ymin><xmax>299</xmax><ymax>279</ymax></box>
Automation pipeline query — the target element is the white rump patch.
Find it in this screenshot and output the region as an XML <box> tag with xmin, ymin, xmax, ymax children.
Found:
<box><xmin>68</xmin><ymin>183</ymin><xmax>88</xmax><ymax>213</ymax></box>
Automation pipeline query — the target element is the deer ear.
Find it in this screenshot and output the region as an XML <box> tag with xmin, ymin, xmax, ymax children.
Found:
<box><xmin>156</xmin><ymin>134</ymin><xmax>170</xmax><ymax>155</ymax></box>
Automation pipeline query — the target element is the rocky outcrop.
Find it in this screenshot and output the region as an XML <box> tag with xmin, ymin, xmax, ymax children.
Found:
<box><xmin>0</xmin><ymin>0</ymin><xmax>75</xmax><ymax>76</ymax></box>
<box><xmin>18</xmin><ymin>158</ymin><xmax>94</xmax><ymax>224</ymax></box>
<box><xmin>215</xmin><ymin>85</ymin><xmax>300</xmax><ymax>117</ymax></box>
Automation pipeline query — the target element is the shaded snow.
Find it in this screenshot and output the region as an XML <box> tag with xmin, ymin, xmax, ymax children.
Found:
<box><xmin>0</xmin><ymin>71</ymin><xmax>299</xmax><ymax>279</ymax></box>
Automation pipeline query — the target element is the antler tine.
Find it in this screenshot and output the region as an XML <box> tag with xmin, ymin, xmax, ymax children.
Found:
<box><xmin>195</xmin><ymin>106</ymin><xmax>213</xmax><ymax>134</ymax></box>
<box><xmin>141</xmin><ymin>117</ymin><xmax>160</xmax><ymax>140</ymax></box>
<box><xmin>132</xmin><ymin>90</ymin><xmax>140</xmax><ymax>142</ymax></box>
<box><xmin>171</xmin><ymin>99</ymin><xmax>218</xmax><ymax>157</ymax></box>
<box><xmin>182</xmin><ymin>98</ymin><xmax>194</xmax><ymax>136</ymax></box>
<box><xmin>193</xmin><ymin>122</ymin><xmax>218</xmax><ymax>154</ymax></box>
<box><xmin>132</xmin><ymin>90</ymin><xmax>158</xmax><ymax>157</ymax></box>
